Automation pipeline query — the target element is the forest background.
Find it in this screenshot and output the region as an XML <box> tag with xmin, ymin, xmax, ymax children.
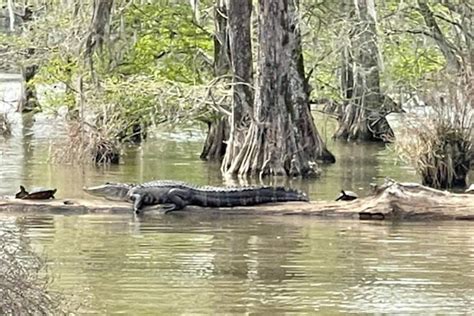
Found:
<box><xmin>1</xmin><ymin>0</ymin><xmax>472</xmax><ymax>187</ymax></box>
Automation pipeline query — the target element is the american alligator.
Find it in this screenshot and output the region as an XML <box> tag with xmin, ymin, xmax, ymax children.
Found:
<box><xmin>84</xmin><ymin>180</ymin><xmax>309</xmax><ymax>214</ymax></box>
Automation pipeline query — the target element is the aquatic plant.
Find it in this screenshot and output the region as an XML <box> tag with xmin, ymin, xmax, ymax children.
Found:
<box><xmin>393</xmin><ymin>74</ymin><xmax>473</xmax><ymax>189</ymax></box>
<box><xmin>51</xmin><ymin>119</ymin><xmax>120</xmax><ymax>165</ymax></box>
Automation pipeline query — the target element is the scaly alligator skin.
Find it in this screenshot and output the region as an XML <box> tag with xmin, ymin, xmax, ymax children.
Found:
<box><xmin>84</xmin><ymin>180</ymin><xmax>309</xmax><ymax>214</ymax></box>
<box><xmin>129</xmin><ymin>180</ymin><xmax>309</xmax><ymax>213</ymax></box>
<box><xmin>83</xmin><ymin>182</ymin><xmax>136</xmax><ymax>201</ymax></box>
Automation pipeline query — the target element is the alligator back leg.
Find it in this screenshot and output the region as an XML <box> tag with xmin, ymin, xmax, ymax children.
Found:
<box><xmin>163</xmin><ymin>188</ymin><xmax>192</xmax><ymax>213</ymax></box>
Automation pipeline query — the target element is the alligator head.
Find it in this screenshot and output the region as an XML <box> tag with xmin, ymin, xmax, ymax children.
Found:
<box><xmin>83</xmin><ymin>182</ymin><xmax>135</xmax><ymax>201</ymax></box>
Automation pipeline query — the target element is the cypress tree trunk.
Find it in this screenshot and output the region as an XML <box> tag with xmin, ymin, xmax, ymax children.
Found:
<box><xmin>200</xmin><ymin>119</ymin><xmax>228</xmax><ymax>161</ymax></box>
<box><xmin>334</xmin><ymin>0</ymin><xmax>385</xmax><ymax>141</ymax></box>
<box><xmin>220</xmin><ymin>0</ymin><xmax>254</xmax><ymax>167</ymax></box>
<box><xmin>213</xmin><ymin>1</ymin><xmax>231</xmax><ymax>77</ymax></box>
<box><xmin>339</xmin><ymin>1</ymin><xmax>354</xmax><ymax>101</ymax></box>
<box><xmin>84</xmin><ymin>0</ymin><xmax>114</xmax><ymax>74</ymax></box>
<box><xmin>222</xmin><ymin>0</ymin><xmax>334</xmax><ymax>178</ymax></box>
<box><xmin>200</xmin><ymin>1</ymin><xmax>231</xmax><ymax>161</ymax></box>
<box><xmin>7</xmin><ymin>0</ymin><xmax>15</xmax><ymax>32</ymax></box>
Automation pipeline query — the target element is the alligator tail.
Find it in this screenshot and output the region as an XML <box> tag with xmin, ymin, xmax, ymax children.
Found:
<box><xmin>192</xmin><ymin>186</ymin><xmax>309</xmax><ymax>207</ymax></box>
<box><xmin>255</xmin><ymin>187</ymin><xmax>309</xmax><ymax>203</ymax></box>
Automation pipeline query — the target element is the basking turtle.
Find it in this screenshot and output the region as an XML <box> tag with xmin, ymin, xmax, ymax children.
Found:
<box><xmin>335</xmin><ymin>190</ymin><xmax>358</xmax><ymax>201</ymax></box>
<box><xmin>15</xmin><ymin>185</ymin><xmax>57</xmax><ymax>200</ymax></box>
<box><xmin>466</xmin><ymin>184</ymin><xmax>474</xmax><ymax>194</ymax></box>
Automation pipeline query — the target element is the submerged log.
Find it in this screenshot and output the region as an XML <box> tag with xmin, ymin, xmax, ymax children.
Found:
<box><xmin>0</xmin><ymin>180</ymin><xmax>473</xmax><ymax>220</ymax></box>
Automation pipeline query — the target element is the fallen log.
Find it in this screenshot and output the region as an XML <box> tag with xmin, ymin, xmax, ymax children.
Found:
<box><xmin>0</xmin><ymin>180</ymin><xmax>473</xmax><ymax>221</ymax></box>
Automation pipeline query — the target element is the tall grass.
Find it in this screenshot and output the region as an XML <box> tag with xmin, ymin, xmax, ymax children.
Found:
<box><xmin>51</xmin><ymin>119</ymin><xmax>120</xmax><ymax>165</ymax></box>
<box><xmin>393</xmin><ymin>75</ymin><xmax>473</xmax><ymax>189</ymax></box>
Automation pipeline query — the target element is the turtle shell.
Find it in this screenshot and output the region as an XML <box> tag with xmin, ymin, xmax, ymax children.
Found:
<box><xmin>15</xmin><ymin>185</ymin><xmax>57</xmax><ymax>200</ymax></box>
<box><xmin>335</xmin><ymin>190</ymin><xmax>358</xmax><ymax>201</ymax></box>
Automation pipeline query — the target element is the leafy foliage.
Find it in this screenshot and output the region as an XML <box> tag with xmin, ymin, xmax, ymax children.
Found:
<box><xmin>0</xmin><ymin>0</ymin><xmax>470</xmax><ymax>167</ymax></box>
<box><xmin>118</xmin><ymin>3</ymin><xmax>213</xmax><ymax>83</ymax></box>
<box><xmin>382</xmin><ymin>36</ymin><xmax>444</xmax><ymax>87</ymax></box>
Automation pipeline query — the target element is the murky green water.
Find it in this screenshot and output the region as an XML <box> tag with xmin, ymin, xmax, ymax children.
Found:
<box><xmin>3</xmin><ymin>214</ymin><xmax>474</xmax><ymax>314</ymax></box>
<box><xmin>1</xmin><ymin>108</ymin><xmax>473</xmax><ymax>313</ymax></box>
<box><xmin>0</xmin><ymin>111</ymin><xmax>418</xmax><ymax>200</ymax></box>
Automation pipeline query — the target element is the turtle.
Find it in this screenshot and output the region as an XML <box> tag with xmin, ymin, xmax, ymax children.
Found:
<box><xmin>15</xmin><ymin>185</ymin><xmax>57</xmax><ymax>200</ymax></box>
<box><xmin>466</xmin><ymin>184</ymin><xmax>474</xmax><ymax>194</ymax></box>
<box><xmin>335</xmin><ymin>190</ymin><xmax>359</xmax><ymax>201</ymax></box>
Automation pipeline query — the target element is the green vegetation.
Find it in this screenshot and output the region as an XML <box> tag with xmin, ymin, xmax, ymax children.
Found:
<box><xmin>0</xmin><ymin>0</ymin><xmax>471</xmax><ymax>184</ymax></box>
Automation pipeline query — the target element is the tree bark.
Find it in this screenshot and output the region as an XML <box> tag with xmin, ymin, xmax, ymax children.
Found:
<box><xmin>287</xmin><ymin>0</ymin><xmax>335</xmax><ymax>163</ymax></box>
<box><xmin>7</xmin><ymin>0</ymin><xmax>15</xmax><ymax>32</ymax></box>
<box><xmin>19</xmin><ymin>64</ymin><xmax>39</xmax><ymax>113</ymax></box>
<box><xmin>84</xmin><ymin>0</ymin><xmax>114</xmax><ymax>72</ymax></box>
<box><xmin>220</xmin><ymin>0</ymin><xmax>254</xmax><ymax>167</ymax></box>
<box><xmin>340</xmin><ymin>0</ymin><xmax>354</xmax><ymax>100</ymax></box>
<box><xmin>222</xmin><ymin>0</ymin><xmax>334</xmax><ymax>178</ymax></box>
<box><xmin>200</xmin><ymin>119</ymin><xmax>228</xmax><ymax>161</ymax></box>
<box><xmin>213</xmin><ymin>1</ymin><xmax>231</xmax><ymax>77</ymax></box>
<box><xmin>200</xmin><ymin>0</ymin><xmax>232</xmax><ymax>161</ymax></box>
<box><xmin>334</xmin><ymin>0</ymin><xmax>387</xmax><ymax>141</ymax></box>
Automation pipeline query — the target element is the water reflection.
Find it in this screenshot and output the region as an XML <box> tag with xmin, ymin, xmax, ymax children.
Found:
<box><xmin>0</xmin><ymin>109</ymin><xmax>421</xmax><ymax>201</ymax></box>
<box><xmin>2</xmin><ymin>80</ymin><xmax>473</xmax><ymax>313</ymax></box>
<box><xmin>4</xmin><ymin>213</ymin><xmax>473</xmax><ymax>314</ymax></box>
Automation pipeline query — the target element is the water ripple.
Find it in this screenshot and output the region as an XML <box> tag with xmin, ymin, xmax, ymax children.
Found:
<box><xmin>1</xmin><ymin>214</ymin><xmax>472</xmax><ymax>314</ymax></box>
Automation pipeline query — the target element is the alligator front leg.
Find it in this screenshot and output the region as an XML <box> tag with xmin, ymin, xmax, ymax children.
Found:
<box><xmin>131</xmin><ymin>193</ymin><xmax>144</xmax><ymax>214</ymax></box>
<box><xmin>131</xmin><ymin>189</ymin><xmax>191</xmax><ymax>214</ymax></box>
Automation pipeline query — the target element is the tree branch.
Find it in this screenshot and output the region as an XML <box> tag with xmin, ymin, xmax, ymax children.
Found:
<box><xmin>416</xmin><ymin>0</ymin><xmax>461</xmax><ymax>72</ymax></box>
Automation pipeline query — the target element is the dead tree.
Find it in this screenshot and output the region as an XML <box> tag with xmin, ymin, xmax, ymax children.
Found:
<box><xmin>222</xmin><ymin>0</ymin><xmax>334</xmax><ymax>178</ymax></box>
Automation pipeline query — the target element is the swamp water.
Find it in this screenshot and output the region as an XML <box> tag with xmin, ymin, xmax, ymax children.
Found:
<box><xmin>1</xmin><ymin>93</ymin><xmax>473</xmax><ymax>313</ymax></box>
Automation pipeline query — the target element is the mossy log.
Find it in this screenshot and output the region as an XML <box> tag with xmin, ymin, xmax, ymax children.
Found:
<box><xmin>1</xmin><ymin>180</ymin><xmax>473</xmax><ymax>221</ymax></box>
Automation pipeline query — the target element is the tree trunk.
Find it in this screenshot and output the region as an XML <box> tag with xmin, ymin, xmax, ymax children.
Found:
<box><xmin>200</xmin><ymin>0</ymin><xmax>232</xmax><ymax>161</ymax></box>
<box><xmin>287</xmin><ymin>0</ymin><xmax>335</xmax><ymax>163</ymax></box>
<box><xmin>213</xmin><ymin>1</ymin><xmax>231</xmax><ymax>77</ymax></box>
<box><xmin>417</xmin><ymin>0</ymin><xmax>462</xmax><ymax>73</ymax></box>
<box><xmin>340</xmin><ymin>45</ymin><xmax>354</xmax><ymax>100</ymax></box>
<box><xmin>222</xmin><ymin>0</ymin><xmax>334</xmax><ymax>178</ymax></box>
<box><xmin>7</xmin><ymin>0</ymin><xmax>15</xmax><ymax>32</ymax></box>
<box><xmin>220</xmin><ymin>0</ymin><xmax>254</xmax><ymax>167</ymax></box>
<box><xmin>334</xmin><ymin>0</ymin><xmax>386</xmax><ymax>141</ymax></box>
<box><xmin>84</xmin><ymin>0</ymin><xmax>114</xmax><ymax>73</ymax></box>
<box><xmin>19</xmin><ymin>64</ymin><xmax>39</xmax><ymax>113</ymax></box>
<box><xmin>340</xmin><ymin>0</ymin><xmax>354</xmax><ymax>100</ymax></box>
<box><xmin>200</xmin><ymin>119</ymin><xmax>228</xmax><ymax>161</ymax></box>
